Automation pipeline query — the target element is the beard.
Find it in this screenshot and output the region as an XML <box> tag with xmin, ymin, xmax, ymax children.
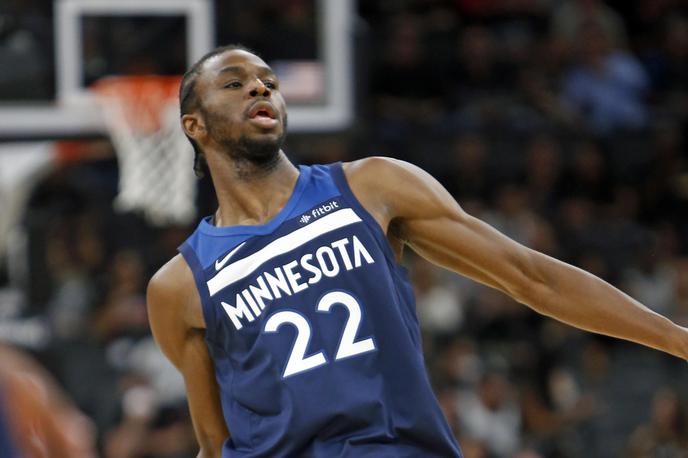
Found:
<box><xmin>204</xmin><ymin>107</ymin><xmax>288</xmax><ymax>176</ymax></box>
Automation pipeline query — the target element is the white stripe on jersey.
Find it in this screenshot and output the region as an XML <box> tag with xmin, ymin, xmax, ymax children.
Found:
<box><xmin>206</xmin><ymin>208</ymin><xmax>362</xmax><ymax>296</ymax></box>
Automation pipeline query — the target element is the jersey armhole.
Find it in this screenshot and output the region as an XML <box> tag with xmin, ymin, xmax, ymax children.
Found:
<box><xmin>178</xmin><ymin>242</ymin><xmax>217</xmax><ymax>341</ymax></box>
<box><xmin>329</xmin><ymin>162</ymin><xmax>408</xmax><ymax>275</ymax></box>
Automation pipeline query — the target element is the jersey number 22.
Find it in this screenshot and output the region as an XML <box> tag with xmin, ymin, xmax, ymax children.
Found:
<box><xmin>264</xmin><ymin>291</ymin><xmax>376</xmax><ymax>378</ymax></box>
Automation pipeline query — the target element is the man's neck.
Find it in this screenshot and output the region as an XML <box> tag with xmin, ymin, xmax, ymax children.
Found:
<box><xmin>208</xmin><ymin>150</ymin><xmax>300</xmax><ymax>228</ymax></box>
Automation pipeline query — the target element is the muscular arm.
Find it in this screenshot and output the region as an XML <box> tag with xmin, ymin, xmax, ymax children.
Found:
<box><xmin>344</xmin><ymin>157</ymin><xmax>688</xmax><ymax>360</ymax></box>
<box><xmin>147</xmin><ymin>255</ymin><xmax>229</xmax><ymax>458</ymax></box>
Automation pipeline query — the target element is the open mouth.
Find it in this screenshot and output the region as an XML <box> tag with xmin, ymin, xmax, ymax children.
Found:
<box><xmin>249</xmin><ymin>105</ymin><xmax>276</xmax><ymax>120</ymax></box>
<box><xmin>247</xmin><ymin>102</ymin><xmax>279</xmax><ymax>130</ymax></box>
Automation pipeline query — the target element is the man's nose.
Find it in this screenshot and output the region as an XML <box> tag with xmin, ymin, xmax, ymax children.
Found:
<box><xmin>249</xmin><ymin>79</ymin><xmax>270</xmax><ymax>97</ymax></box>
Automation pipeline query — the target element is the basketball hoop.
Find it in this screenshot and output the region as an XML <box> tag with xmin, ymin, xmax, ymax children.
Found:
<box><xmin>90</xmin><ymin>75</ymin><xmax>196</xmax><ymax>226</ymax></box>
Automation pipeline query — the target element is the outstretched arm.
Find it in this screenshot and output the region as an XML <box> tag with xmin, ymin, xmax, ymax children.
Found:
<box><xmin>345</xmin><ymin>157</ymin><xmax>688</xmax><ymax>359</ymax></box>
<box><xmin>147</xmin><ymin>255</ymin><xmax>229</xmax><ymax>458</ymax></box>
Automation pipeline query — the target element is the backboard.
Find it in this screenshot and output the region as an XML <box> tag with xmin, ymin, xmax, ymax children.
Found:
<box><xmin>0</xmin><ymin>0</ymin><xmax>353</xmax><ymax>138</ymax></box>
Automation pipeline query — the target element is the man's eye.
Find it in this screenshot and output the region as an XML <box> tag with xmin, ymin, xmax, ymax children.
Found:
<box><xmin>263</xmin><ymin>80</ymin><xmax>277</xmax><ymax>89</ymax></box>
<box><xmin>225</xmin><ymin>81</ymin><xmax>242</xmax><ymax>89</ymax></box>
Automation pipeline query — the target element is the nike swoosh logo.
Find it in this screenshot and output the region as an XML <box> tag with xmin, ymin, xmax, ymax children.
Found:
<box><xmin>215</xmin><ymin>242</ymin><xmax>246</xmax><ymax>271</ymax></box>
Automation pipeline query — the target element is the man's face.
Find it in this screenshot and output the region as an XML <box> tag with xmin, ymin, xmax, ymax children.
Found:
<box><xmin>193</xmin><ymin>49</ymin><xmax>287</xmax><ymax>162</ymax></box>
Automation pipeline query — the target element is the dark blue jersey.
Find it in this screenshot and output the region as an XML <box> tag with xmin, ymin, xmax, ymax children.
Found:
<box><xmin>179</xmin><ymin>163</ymin><xmax>463</xmax><ymax>457</ymax></box>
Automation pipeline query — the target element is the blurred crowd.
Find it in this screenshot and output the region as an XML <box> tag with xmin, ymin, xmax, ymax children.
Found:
<box><xmin>1</xmin><ymin>0</ymin><xmax>688</xmax><ymax>457</ymax></box>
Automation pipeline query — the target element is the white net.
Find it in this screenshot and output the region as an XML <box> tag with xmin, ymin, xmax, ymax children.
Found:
<box><xmin>92</xmin><ymin>76</ymin><xmax>196</xmax><ymax>226</ymax></box>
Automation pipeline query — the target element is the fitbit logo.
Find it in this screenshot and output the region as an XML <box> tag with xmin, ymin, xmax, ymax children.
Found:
<box><xmin>311</xmin><ymin>200</ymin><xmax>339</xmax><ymax>218</ymax></box>
<box><xmin>299</xmin><ymin>200</ymin><xmax>340</xmax><ymax>225</ymax></box>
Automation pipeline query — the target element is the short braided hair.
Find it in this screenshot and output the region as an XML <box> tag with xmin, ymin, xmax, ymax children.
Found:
<box><xmin>179</xmin><ymin>44</ymin><xmax>257</xmax><ymax>177</ymax></box>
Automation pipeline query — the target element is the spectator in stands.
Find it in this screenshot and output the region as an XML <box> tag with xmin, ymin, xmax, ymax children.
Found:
<box><xmin>627</xmin><ymin>387</ymin><xmax>688</xmax><ymax>457</ymax></box>
<box><xmin>412</xmin><ymin>255</ymin><xmax>465</xmax><ymax>338</ymax></box>
<box><xmin>644</xmin><ymin>14</ymin><xmax>688</xmax><ymax>97</ymax></box>
<box><xmin>622</xmin><ymin>237</ymin><xmax>677</xmax><ymax>315</ymax></box>
<box><xmin>371</xmin><ymin>14</ymin><xmax>446</xmax><ymax>124</ymax></box>
<box><xmin>561</xmin><ymin>20</ymin><xmax>650</xmax><ymax>134</ymax></box>
<box><xmin>551</xmin><ymin>0</ymin><xmax>628</xmax><ymax>49</ymax></box>
<box><xmin>448</xmin><ymin>25</ymin><xmax>516</xmax><ymax>124</ymax></box>
<box><xmin>457</xmin><ymin>370</ymin><xmax>522</xmax><ymax>457</ymax></box>
<box><xmin>442</xmin><ymin>134</ymin><xmax>491</xmax><ymax>200</ymax></box>
<box><xmin>524</xmin><ymin>134</ymin><xmax>563</xmax><ymax>216</ymax></box>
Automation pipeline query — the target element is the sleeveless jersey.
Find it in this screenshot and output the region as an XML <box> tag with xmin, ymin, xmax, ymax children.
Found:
<box><xmin>179</xmin><ymin>163</ymin><xmax>463</xmax><ymax>458</ymax></box>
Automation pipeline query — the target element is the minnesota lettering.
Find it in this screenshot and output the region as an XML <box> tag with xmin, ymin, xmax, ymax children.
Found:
<box><xmin>221</xmin><ymin>235</ymin><xmax>374</xmax><ymax>330</ymax></box>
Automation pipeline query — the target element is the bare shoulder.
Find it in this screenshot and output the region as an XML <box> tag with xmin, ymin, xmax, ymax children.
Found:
<box><xmin>147</xmin><ymin>253</ymin><xmax>204</xmax><ymax>330</ymax></box>
<box><xmin>147</xmin><ymin>253</ymin><xmax>195</xmax><ymax>302</ymax></box>
<box><xmin>340</xmin><ymin>157</ymin><xmax>410</xmax><ymax>229</ymax></box>
<box><xmin>341</xmin><ymin>156</ymin><xmax>456</xmax><ymax>224</ymax></box>
<box><xmin>341</xmin><ymin>156</ymin><xmax>413</xmax><ymax>191</ymax></box>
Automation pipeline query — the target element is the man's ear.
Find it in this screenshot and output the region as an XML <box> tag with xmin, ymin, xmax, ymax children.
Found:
<box><xmin>181</xmin><ymin>113</ymin><xmax>206</xmax><ymax>141</ymax></box>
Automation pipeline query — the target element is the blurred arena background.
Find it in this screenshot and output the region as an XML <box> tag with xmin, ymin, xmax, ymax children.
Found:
<box><xmin>1</xmin><ymin>0</ymin><xmax>687</xmax><ymax>456</ymax></box>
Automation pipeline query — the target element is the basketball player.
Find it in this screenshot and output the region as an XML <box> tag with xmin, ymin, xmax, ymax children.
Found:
<box><xmin>147</xmin><ymin>45</ymin><xmax>688</xmax><ymax>457</ymax></box>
